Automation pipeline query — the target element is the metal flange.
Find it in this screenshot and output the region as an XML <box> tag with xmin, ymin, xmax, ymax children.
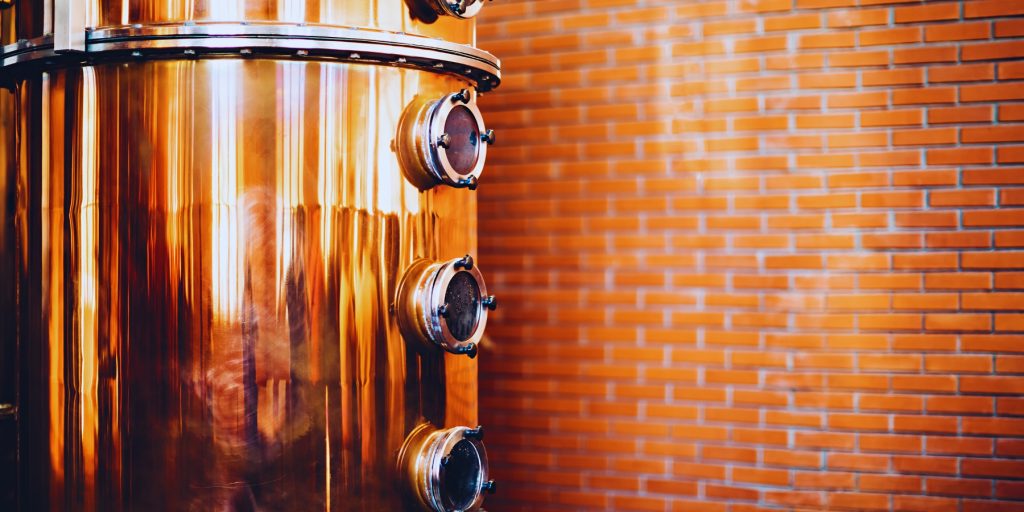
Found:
<box><xmin>0</xmin><ymin>23</ymin><xmax>502</xmax><ymax>91</ymax></box>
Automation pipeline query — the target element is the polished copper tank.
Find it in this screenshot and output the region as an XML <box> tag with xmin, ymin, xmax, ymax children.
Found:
<box><xmin>0</xmin><ymin>1</ymin><xmax>500</xmax><ymax>510</ymax></box>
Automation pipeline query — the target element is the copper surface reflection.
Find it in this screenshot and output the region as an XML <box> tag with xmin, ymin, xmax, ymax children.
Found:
<box><xmin>0</xmin><ymin>82</ymin><xmax>17</xmax><ymax>510</ymax></box>
<box><xmin>0</xmin><ymin>0</ymin><xmax>474</xmax><ymax>46</ymax></box>
<box><xmin>4</xmin><ymin>59</ymin><xmax>478</xmax><ymax>511</ymax></box>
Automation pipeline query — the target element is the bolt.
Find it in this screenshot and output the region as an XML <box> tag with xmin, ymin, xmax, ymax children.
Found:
<box><xmin>452</xmin><ymin>89</ymin><xmax>471</xmax><ymax>104</ymax></box>
<box><xmin>464</xmin><ymin>426</ymin><xmax>484</xmax><ymax>440</ymax></box>
<box><xmin>441</xmin><ymin>456</ymin><xmax>450</xmax><ymax>467</ymax></box>
<box><xmin>454</xmin><ymin>255</ymin><xmax>474</xmax><ymax>271</ymax></box>
<box><xmin>437</xmin><ymin>133</ymin><xmax>452</xmax><ymax>149</ymax></box>
<box><xmin>448</xmin><ymin>0</ymin><xmax>467</xmax><ymax>15</ymax></box>
<box><xmin>483</xmin><ymin>296</ymin><xmax>497</xmax><ymax>311</ymax></box>
<box><xmin>456</xmin><ymin>343</ymin><xmax>478</xmax><ymax>359</ymax></box>
<box><xmin>438</xmin><ymin>303</ymin><xmax>450</xmax><ymax>318</ymax></box>
<box><xmin>457</xmin><ymin>176</ymin><xmax>479</xmax><ymax>191</ymax></box>
<box><xmin>481</xmin><ymin>129</ymin><xmax>495</xmax><ymax>145</ymax></box>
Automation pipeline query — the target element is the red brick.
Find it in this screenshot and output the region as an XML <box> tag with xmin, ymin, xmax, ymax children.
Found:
<box><xmin>865</xmin><ymin>68</ymin><xmax>925</xmax><ymax>87</ymax></box>
<box><xmin>930</xmin><ymin>189</ymin><xmax>995</xmax><ymax>207</ymax></box>
<box><xmin>862</xmin><ymin>108</ymin><xmax>922</xmax><ymax>127</ymax></box>
<box><xmin>928</xmin><ymin>436</ymin><xmax>993</xmax><ymax>456</ymax></box>
<box><xmin>795</xmin><ymin>471</ymin><xmax>855</xmax><ymax>490</ymax></box>
<box><xmin>996</xmin><ymin>19</ymin><xmax>1024</xmax><ymax>38</ymax></box>
<box><xmin>927</xmin><ymin>21</ymin><xmax>991</xmax><ymax>42</ymax></box>
<box><xmin>765</xmin><ymin>14</ymin><xmax>822</xmax><ymax>32</ymax></box>
<box><xmin>933</xmin><ymin>477</ymin><xmax>987</xmax><ymax>497</ymax></box>
<box><xmin>930</xmin><ymin>105</ymin><xmax>993</xmax><ymax>124</ymax></box>
<box><xmin>963</xmin><ymin>41</ymin><xmax>1024</xmax><ymax>61</ymax></box>
<box><xmin>929</xmin><ymin>63</ymin><xmax>995</xmax><ymax>83</ymax></box>
<box><xmin>828</xmin><ymin>9</ymin><xmax>887</xmax><ymax>28</ymax></box>
<box><xmin>861</xmin><ymin>474</ymin><xmax>920</xmax><ymax>493</ymax></box>
<box><xmin>895</xmin><ymin>3</ymin><xmax>960</xmax><ymax>23</ymax></box>
<box><xmin>927</xmin><ymin>147</ymin><xmax>993</xmax><ymax>165</ymax></box>
<box><xmin>963</xmin><ymin>83</ymin><xmax>1024</xmax><ymax>102</ymax></box>
<box><xmin>963</xmin><ymin>460</ymin><xmax>1024</xmax><ymax>479</ymax></box>
<box><xmin>894</xmin><ymin>455</ymin><xmax>958</xmax><ymax>475</ymax></box>
<box><xmin>894</xmin><ymin>86</ymin><xmax>958</xmax><ymax>106</ymax></box>
<box><xmin>928</xmin><ymin>396</ymin><xmax>994</xmax><ymax>414</ymax></box>
<box><xmin>800</xmin><ymin>32</ymin><xmax>856</xmax><ymax>49</ymax></box>
<box><xmin>895</xmin><ymin>46</ymin><xmax>958</xmax><ymax>65</ymax></box>
<box><xmin>861</xmin><ymin>27</ymin><xmax>921</xmax><ymax>46</ymax></box>
<box><xmin>828</xmin><ymin>492</ymin><xmax>889</xmax><ymax>511</ymax></box>
<box><xmin>966</xmin><ymin>0</ymin><xmax>1024</xmax><ymax>18</ymax></box>
<box><xmin>893</xmin><ymin>128</ymin><xmax>956</xmax><ymax>146</ymax></box>
<box><xmin>925</xmin><ymin>354</ymin><xmax>992</xmax><ymax>373</ymax></box>
<box><xmin>925</xmin><ymin>313</ymin><xmax>992</xmax><ymax>332</ymax></box>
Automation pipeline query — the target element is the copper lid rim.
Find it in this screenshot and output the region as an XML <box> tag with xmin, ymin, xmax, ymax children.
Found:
<box><xmin>1</xmin><ymin>22</ymin><xmax>501</xmax><ymax>90</ymax></box>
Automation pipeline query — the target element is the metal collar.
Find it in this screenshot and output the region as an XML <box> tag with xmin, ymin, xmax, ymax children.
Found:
<box><xmin>1</xmin><ymin>22</ymin><xmax>501</xmax><ymax>91</ymax></box>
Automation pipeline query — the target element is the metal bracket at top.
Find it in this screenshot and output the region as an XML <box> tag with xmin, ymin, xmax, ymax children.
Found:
<box><xmin>54</xmin><ymin>0</ymin><xmax>86</xmax><ymax>52</ymax></box>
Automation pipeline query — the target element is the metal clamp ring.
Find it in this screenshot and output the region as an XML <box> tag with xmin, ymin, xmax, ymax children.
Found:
<box><xmin>0</xmin><ymin>23</ymin><xmax>502</xmax><ymax>92</ymax></box>
<box><xmin>398</xmin><ymin>89</ymin><xmax>493</xmax><ymax>190</ymax></box>
<box><xmin>399</xmin><ymin>423</ymin><xmax>494</xmax><ymax>512</ymax></box>
<box><xmin>396</xmin><ymin>256</ymin><xmax>496</xmax><ymax>358</ymax></box>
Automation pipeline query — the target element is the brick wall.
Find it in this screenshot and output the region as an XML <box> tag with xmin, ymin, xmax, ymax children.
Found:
<box><xmin>476</xmin><ymin>1</ymin><xmax>1024</xmax><ymax>511</ymax></box>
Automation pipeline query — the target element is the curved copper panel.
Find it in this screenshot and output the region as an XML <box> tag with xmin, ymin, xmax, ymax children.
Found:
<box><xmin>0</xmin><ymin>84</ymin><xmax>17</xmax><ymax>511</ymax></box>
<box><xmin>0</xmin><ymin>0</ymin><xmax>474</xmax><ymax>46</ymax></box>
<box><xmin>6</xmin><ymin>59</ymin><xmax>478</xmax><ymax>511</ymax></box>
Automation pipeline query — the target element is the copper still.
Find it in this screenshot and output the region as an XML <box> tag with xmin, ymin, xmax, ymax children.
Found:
<box><xmin>0</xmin><ymin>1</ymin><xmax>500</xmax><ymax>510</ymax></box>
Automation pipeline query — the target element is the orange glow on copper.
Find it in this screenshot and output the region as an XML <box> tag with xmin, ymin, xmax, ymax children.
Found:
<box><xmin>211</xmin><ymin>61</ymin><xmax>243</xmax><ymax>321</ymax></box>
<box><xmin>78</xmin><ymin>66</ymin><xmax>100</xmax><ymax>511</ymax></box>
<box><xmin>42</xmin><ymin>72</ymin><xmax>66</xmax><ymax>495</ymax></box>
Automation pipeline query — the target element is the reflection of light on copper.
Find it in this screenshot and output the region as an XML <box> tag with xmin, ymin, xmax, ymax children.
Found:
<box><xmin>165</xmin><ymin>63</ymin><xmax>185</xmax><ymax>245</ymax></box>
<box><xmin>355</xmin><ymin>71</ymin><xmax>374</xmax><ymax>213</ymax></box>
<box><xmin>277</xmin><ymin>61</ymin><xmax>305</xmax><ymax>301</ymax></box>
<box><xmin>279</xmin><ymin>0</ymin><xmax>305</xmax><ymax>23</ymax></box>
<box><xmin>376</xmin><ymin>0</ymin><xmax>400</xmax><ymax>32</ymax></box>
<box><xmin>85</xmin><ymin>0</ymin><xmax>100</xmax><ymax>28</ymax></box>
<box><xmin>318</xmin><ymin>66</ymin><xmax>341</xmax><ymax>275</ymax></box>
<box><xmin>401</xmin><ymin>73</ymin><xmax>423</xmax><ymax>215</ymax></box>
<box><xmin>42</xmin><ymin>72</ymin><xmax>66</xmax><ymax>491</ymax></box>
<box><xmin>319</xmin><ymin>0</ymin><xmax>335</xmax><ymax>19</ymax></box>
<box><xmin>210</xmin><ymin>0</ymin><xmax>244</xmax><ymax>19</ymax></box>
<box><xmin>80</xmin><ymin>66</ymin><xmax>100</xmax><ymax>509</ymax></box>
<box><xmin>325</xmin><ymin>386</ymin><xmax>331</xmax><ymax>512</ymax></box>
<box><xmin>377</xmin><ymin>68</ymin><xmax>402</xmax><ymax>214</ymax></box>
<box><xmin>169</xmin><ymin>62</ymin><xmax>196</xmax><ymax>301</ymax></box>
<box><xmin>211</xmin><ymin>62</ymin><xmax>242</xmax><ymax>320</ymax></box>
